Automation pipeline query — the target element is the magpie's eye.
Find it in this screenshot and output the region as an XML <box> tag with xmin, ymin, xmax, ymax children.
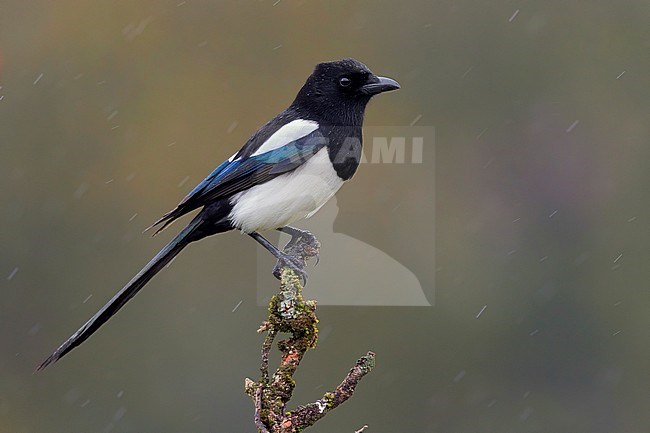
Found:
<box><xmin>339</xmin><ymin>77</ymin><xmax>352</xmax><ymax>87</ymax></box>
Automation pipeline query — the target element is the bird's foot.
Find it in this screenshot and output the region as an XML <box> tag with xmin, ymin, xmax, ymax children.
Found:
<box><xmin>272</xmin><ymin>227</ymin><xmax>321</xmax><ymax>285</ymax></box>
<box><xmin>277</xmin><ymin>227</ymin><xmax>321</xmax><ymax>264</ymax></box>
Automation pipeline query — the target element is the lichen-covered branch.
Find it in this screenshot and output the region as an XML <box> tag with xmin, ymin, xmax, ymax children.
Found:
<box><xmin>244</xmin><ymin>232</ymin><xmax>375</xmax><ymax>433</ymax></box>
<box><xmin>284</xmin><ymin>351</ymin><xmax>376</xmax><ymax>430</ymax></box>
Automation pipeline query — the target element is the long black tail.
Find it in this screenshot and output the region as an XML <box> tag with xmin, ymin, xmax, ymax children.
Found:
<box><xmin>37</xmin><ymin>218</ymin><xmax>203</xmax><ymax>370</ymax></box>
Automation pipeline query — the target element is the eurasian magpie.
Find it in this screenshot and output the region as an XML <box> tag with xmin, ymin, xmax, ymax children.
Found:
<box><xmin>38</xmin><ymin>58</ymin><xmax>400</xmax><ymax>370</ymax></box>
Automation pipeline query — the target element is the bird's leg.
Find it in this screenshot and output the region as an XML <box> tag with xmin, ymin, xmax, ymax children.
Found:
<box><xmin>277</xmin><ymin>226</ymin><xmax>320</xmax><ymax>266</ymax></box>
<box><xmin>249</xmin><ymin>232</ymin><xmax>308</xmax><ymax>284</ymax></box>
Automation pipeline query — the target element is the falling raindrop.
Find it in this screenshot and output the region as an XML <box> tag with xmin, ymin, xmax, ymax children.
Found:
<box><xmin>7</xmin><ymin>267</ymin><xmax>19</xmax><ymax>280</ymax></box>
<box><xmin>508</xmin><ymin>9</ymin><xmax>520</xmax><ymax>22</ymax></box>
<box><xmin>74</xmin><ymin>183</ymin><xmax>89</xmax><ymax>199</ymax></box>
<box><xmin>409</xmin><ymin>114</ymin><xmax>422</xmax><ymax>127</ymax></box>
<box><xmin>566</xmin><ymin>120</ymin><xmax>579</xmax><ymax>133</ymax></box>
<box><xmin>178</xmin><ymin>176</ymin><xmax>190</xmax><ymax>187</ymax></box>
<box><xmin>231</xmin><ymin>300</ymin><xmax>243</xmax><ymax>313</ymax></box>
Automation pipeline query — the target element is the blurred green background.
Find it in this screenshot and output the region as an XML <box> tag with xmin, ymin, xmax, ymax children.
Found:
<box><xmin>2</xmin><ymin>1</ymin><xmax>649</xmax><ymax>432</ymax></box>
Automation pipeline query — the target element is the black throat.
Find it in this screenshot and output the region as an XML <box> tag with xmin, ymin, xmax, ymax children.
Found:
<box><xmin>320</xmin><ymin>123</ymin><xmax>363</xmax><ymax>181</ymax></box>
<box><xmin>290</xmin><ymin>99</ymin><xmax>368</xmax><ymax>181</ymax></box>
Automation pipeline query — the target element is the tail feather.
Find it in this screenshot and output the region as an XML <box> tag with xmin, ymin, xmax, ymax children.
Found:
<box><xmin>143</xmin><ymin>209</ymin><xmax>176</xmax><ymax>236</ymax></box>
<box><xmin>143</xmin><ymin>217</ymin><xmax>175</xmax><ymax>237</ymax></box>
<box><xmin>38</xmin><ymin>218</ymin><xmax>202</xmax><ymax>371</ymax></box>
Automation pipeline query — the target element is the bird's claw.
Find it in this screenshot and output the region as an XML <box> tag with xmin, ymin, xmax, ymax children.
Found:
<box><xmin>271</xmin><ymin>227</ymin><xmax>320</xmax><ymax>285</ymax></box>
<box><xmin>292</xmin><ymin>230</ymin><xmax>320</xmax><ymax>263</ymax></box>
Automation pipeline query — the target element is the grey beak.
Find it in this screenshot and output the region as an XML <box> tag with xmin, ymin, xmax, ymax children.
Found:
<box><xmin>360</xmin><ymin>76</ymin><xmax>401</xmax><ymax>95</ymax></box>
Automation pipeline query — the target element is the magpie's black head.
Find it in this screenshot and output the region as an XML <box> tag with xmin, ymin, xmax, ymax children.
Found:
<box><xmin>291</xmin><ymin>58</ymin><xmax>400</xmax><ymax>125</ymax></box>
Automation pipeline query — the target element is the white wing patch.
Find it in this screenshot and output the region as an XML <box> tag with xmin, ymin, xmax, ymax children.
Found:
<box><xmin>251</xmin><ymin>119</ymin><xmax>319</xmax><ymax>157</ymax></box>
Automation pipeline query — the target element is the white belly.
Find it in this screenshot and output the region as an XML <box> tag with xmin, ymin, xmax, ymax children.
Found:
<box><xmin>228</xmin><ymin>148</ymin><xmax>343</xmax><ymax>233</ymax></box>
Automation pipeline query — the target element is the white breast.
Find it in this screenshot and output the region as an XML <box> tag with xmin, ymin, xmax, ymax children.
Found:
<box><xmin>228</xmin><ymin>148</ymin><xmax>343</xmax><ymax>233</ymax></box>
